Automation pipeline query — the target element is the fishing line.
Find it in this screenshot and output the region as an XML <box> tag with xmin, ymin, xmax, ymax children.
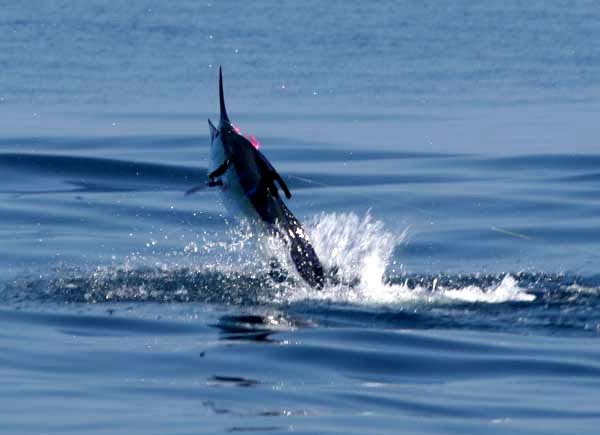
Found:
<box><xmin>286</xmin><ymin>173</ymin><xmax>600</xmax><ymax>268</ymax></box>
<box><xmin>286</xmin><ymin>174</ymin><xmax>436</xmax><ymax>217</ymax></box>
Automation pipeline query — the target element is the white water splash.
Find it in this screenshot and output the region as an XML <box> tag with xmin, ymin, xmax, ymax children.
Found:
<box><xmin>92</xmin><ymin>212</ymin><xmax>535</xmax><ymax>306</ymax></box>
<box><xmin>440</xmin><ymin>275</ymin><xmax>535</xmax><ymax>303</ymax></box>
<box><xmin>279</xmin><ymin>212</ymin><xmax>535</xmax><ymax>305</ymax></box>
<box><xmin>309</xmin><ymin>212</ymin><xmax>404</xmax><ymax>284</ymax></box>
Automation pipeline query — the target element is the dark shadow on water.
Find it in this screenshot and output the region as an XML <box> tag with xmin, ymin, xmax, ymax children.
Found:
<box><xmin>207</xmin><ymin>376</ymin><xmax>261</xmax><ymax>388</ymax></box>
<box><xmin>0</xmin><ymin>152</ymin><xmax>206</xmax><ymax>194</ymax></box>
<box><xmin>213</xmin><ymin>314</ymin><xmax>297</xmax><ymax>343</ymax></box>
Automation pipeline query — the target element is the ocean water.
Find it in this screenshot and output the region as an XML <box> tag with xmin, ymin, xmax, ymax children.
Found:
<box><xmin>2</xmin><ymin>1</ymin><xmax>600</xmax><ymax>434</ymax></box>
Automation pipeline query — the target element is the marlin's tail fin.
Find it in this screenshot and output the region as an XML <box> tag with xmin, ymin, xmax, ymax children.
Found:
<box><xmin>278</xmin><ymin>203</ymin><xmax>324</xmax><ymax>289</ymax></box>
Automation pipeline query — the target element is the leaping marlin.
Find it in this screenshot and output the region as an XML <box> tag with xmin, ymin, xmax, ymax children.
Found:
<box><xmin>191</xmin><ymin>68</ymin><xmax>325</xmax><ymax>289</ymax></box>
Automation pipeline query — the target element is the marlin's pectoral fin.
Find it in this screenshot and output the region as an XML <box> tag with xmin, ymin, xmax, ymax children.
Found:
<box><xmin>185</xmin><ymin>177</ymin><xmax>224</xmax><ymax>195</ymax></box>
<box><xmin>273</xmin><ymin>171</ymin><xmax>291</xmax><ymax>199</ymax></box>
<box><xmin>207</xmin><ymin>179</ymin><xmax>223</xmax><ymax>187</ymax></box>
<box><xmin>208</xmin><ymin>158</ymin><xmax>231</xmax><ymax>180</ymax></box>
<box><xmin>185</xmin><ymin>185</ymin><xmax>204</xmax><ymax>196</ymax></box>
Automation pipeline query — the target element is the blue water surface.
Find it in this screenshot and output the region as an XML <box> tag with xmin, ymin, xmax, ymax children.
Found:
<box><xmin>1</xmin><ymin>1</ymin><xmax>600</xmax><ymax>434</ymax></box>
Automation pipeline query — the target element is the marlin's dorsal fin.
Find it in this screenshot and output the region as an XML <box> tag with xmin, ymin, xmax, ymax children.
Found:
<box><xmin>254</xmin><ymin>148</ymin><xmax>292</xmax><ymax>199</ymax></box>
<box><xmin>219</xmin><ymin>67</ymin><xmax>230</xmax><ymax>125</ymax></box>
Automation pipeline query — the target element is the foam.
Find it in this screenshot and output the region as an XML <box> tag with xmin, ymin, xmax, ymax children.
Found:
<box><xmin>276</xmin><ymin>212</ymin><xmax>536</xmax><ymax>305</ymax></box>
<box><xmin>32</xmin><ymin>212</ymin><xmax>536</xmax><ymax>306</ymax></box>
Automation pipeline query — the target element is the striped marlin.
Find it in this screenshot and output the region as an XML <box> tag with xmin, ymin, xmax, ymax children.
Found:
<box><xmin>197</xmin><ymin>68</ymin><xmax>325</xmax><ymax>289</ymax></box>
